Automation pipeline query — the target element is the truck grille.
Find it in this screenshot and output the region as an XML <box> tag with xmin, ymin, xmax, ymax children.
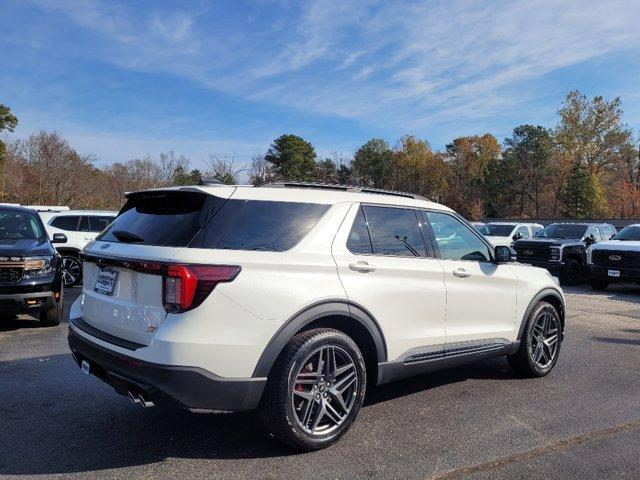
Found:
<box><xmin>513</xmin><ymin>244</ymin><xmax>550</xmax><ymax>262</ymax></box>
<box><xmin>592</xmin><ymin>250</ymin><xmax>640</xmax><ymax>268</ymax></box>
<box><xmin>0</xmin><ymin>267</ymin><xmax>23</xmax><ymax>285</ymax></box>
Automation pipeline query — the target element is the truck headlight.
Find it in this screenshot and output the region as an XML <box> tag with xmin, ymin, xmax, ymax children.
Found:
<box><xmin>23</xmin><ymin>256</ymin><xmax>55</xmax><ymax>277</ymax></box>
<box><xmin>549</xmin><ymin>246</ymin><xmax>562</xmax><ymax>262</ymax></box>
<box><xmin>586</xmin><ymin>246</ymin><xmax>594</xmax><ymax>265</ymax></box>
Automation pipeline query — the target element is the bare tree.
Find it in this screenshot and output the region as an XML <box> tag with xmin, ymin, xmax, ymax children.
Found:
<box><xmin>203</xmin><ymin>153</ymin><xmax>247</xmax><ymax>185</ymax></box>
<box><xmin>248</xmin><ymin>153</ymin><xmax>274</xmax><ymax>186</ymax></box>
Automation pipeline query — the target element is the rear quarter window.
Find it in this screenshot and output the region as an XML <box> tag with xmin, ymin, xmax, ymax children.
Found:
<box><xmin>202</xmin><ymin>200</ymin><xmax>329</xmax><ymax>252</ymax></box>
<box><xmin>50</xmin><ymin>215</ymin><xmax>80</xmax><ymax>231</ymax></box>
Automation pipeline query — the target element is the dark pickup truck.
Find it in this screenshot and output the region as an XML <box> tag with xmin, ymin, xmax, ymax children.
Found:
<box><xmin>0</xmin><ymin>205</ymin><xmax>66</xmax><ymax>325</ymax></box>
<box><xmin>587</xmin><ymin>223</ymin><xmax>640</xmax><ymax>290</ymax></box>
<box><xmin>512</xmin><ymin>223</ymin><xmax>616</xmax><ymax>286</ymax></box>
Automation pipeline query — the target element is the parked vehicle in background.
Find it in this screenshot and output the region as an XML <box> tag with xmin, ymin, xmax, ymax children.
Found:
<box><xmin>587</xmin><ymin>224</ymin><xmax>640</xmax><ymax>290</ymax></box>
<box><xmin>0</xmin><ymin>205</ymin><xmax>66</xmax><ymax>326</ymax></box>
<box><xmin>513</xmin><ymin>222</ymin><xmax>616</xmax><ymax>286</ymax></box>
<box><xmin>479</xmin><ymin>222</ymin><xmax>543</xmax><ymax>247</ymax></box>
<box><xmin>68</xmin><ymin>182</ymin><xmax>565</xmax><ymax>451</ymax></box>
<box><xmin>36</xmin><ymin>209</ymin><xmax>117</xmax><ymax>287</ymax></box>
<box><xmin>470</xmin><ymin>221</ymin><xmax>485</xmax><ymax>230</ymax></box>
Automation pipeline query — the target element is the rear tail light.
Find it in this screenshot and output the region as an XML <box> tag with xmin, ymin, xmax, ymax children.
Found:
<box><xmin>163</xmin><ymin>264</ymin><xmax>240</xmax><ymax>313</ymax></box>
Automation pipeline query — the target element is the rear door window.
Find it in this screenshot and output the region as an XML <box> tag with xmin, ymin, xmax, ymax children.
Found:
<box><xmin>203</xmin><ymin>200</ymin><xmax>329</xmax><ymax>252</ymax></box>
<box><xmin>98</xmin><ymin>192</ymin><xmax>223</xmax><ymax>247</ymax></box>
<box><xmin>360</xmin><ymin>205</ymin><xmax>427</xmax><ymax>257</ymax></box>
<box><xmin>50</xmin><ymin>215</ymin><xmax>80</xmax><ymax>231</ymax></box>
<box><xmin>347</xmin><ymin>207</ymin><xmax>373</xmax><ymax>254</ymax></box>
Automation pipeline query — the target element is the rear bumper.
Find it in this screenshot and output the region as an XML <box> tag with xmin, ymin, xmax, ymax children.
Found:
<box><xmin>68</xmin><ymin>325</ymin><xmax>266</xmax><ymax>412</ymax></box>
<box><xmin>588</xmin><ymin>265</ymin><xmax>640</xmax><ymax>283</ymax></box>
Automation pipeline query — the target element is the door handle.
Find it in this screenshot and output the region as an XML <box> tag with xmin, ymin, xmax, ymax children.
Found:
<box><xmin>452</xmin><ymin>267</ymin><xmax>471</xmax><ymax>278</ymax></box>
<box><xmin>349</xmin><ymin>261</ymin><xmax>376</xmax><ymax>273</ymax></box>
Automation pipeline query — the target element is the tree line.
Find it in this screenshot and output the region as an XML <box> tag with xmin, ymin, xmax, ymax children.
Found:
<box><xmin>1</xmin><ymin>90</ymin><xmax>638</xmax><ymax>220</ymax></box>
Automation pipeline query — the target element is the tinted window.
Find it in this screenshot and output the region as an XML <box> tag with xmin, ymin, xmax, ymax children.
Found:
<box><xmin>479</xmin><ymin>224</ymin><xmax>514</xmax><ymax>236</ymax></box>
<box><xmin>347</xmin><ymin>207</ymin><xmax>373</xmax><ymax>254</ymax></box>
<box><xmin>534</xmin><ymin>224</ymin><xmax>587</xmax><ymax>239</ymax></box>
<box><xmin>50</xmin><ymin>215</ymin><xmax>80</xmax><ymax>231</ymax></box>
<box><xmin>0</xmin><ymin>209</ymin><xmax>43</xmax><ymax>240</ymax></box>
<box><xmin>99</xmin><ymin>192</ymin><xmax>220</xmax><ymax>247</ymax></box>
<box><xmin>532</xmin><ymin>225</ymin><xmax>543</xmax><ymax>234</ymax></box>
<box><xmin>79</xmin><ymin>216</ymin><xmax>90</xmax><ymax>232</ymax></box>
<box><xmin>361</xmin><ymin>206</ymin><xmax>426</xmax><ymax>257</ymax></box>
<box><xmin>613</xmin><ymin>225</ymin><xmax>640</xmax><ymax>241</ymax></box>
<box><xmin>204</xmin><ymin>200</ymin><xmax>329</xmax><ymax>252</ymax></box>
<box><xmin>89</xmin><ymin>216</ymin><xmax>115</xmax><ymax>233</ymax></box>
<box><xmin>426</xmin><ymin>211</ymin><xmax>492</xmax><ymax>262</ymax></box>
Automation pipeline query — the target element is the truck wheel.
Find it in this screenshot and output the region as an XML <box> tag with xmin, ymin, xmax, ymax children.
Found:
<box><xmin>589</xmin><ymin>279</ymin><xmax>609</xmax><ymax>290</ymax></box>
<box><xmin>40</xmin><ymin>291</ymin><xmax>63</xmax><ymax>327</ymax></box>
<box><xmin>560</xmin><ymin>259</ymin><xmax>582</xmax><ymax>286</ymax></box>
<box><xmin>61</xmin><ymin>254</ymin><xmax>82</xmax><ymax>287</ymax></box>
<box><xmin>508</xmin><ymin>301</ymin><xmax>562</xmax><ymax>377</ymax></box>
<box><xmin>260</xmin><ymin>328</ymin><xmax>367</xmax><ymax>451</ymax></box>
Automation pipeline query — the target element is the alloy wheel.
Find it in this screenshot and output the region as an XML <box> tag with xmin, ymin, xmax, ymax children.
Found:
<box><xmin>61</xmin><ymin>257</ymin><xmax>81</xmax><ymax>287</ymax></box>
<box><xmin>291</xmin><ymin>345</ymin><xmax>359</xmax><ymax>436</ymax></box>
<box><xmin>530</xmin><ymin>311</ymin><xmax>560</xmax><ymax>368</ymax></box>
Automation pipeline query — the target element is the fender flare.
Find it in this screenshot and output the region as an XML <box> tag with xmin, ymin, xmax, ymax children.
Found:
<box><xmin>251</xmin><ymin>300</ymin><xmax>387</xmax><ymax>378</ymax></box>
<box><xmin>517</xmin><ymin>288</ymin><xmax>566</xmax><ymax>340</ymax></box>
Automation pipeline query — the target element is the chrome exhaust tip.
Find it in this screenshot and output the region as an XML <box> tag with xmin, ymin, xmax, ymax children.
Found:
<box><xmin>128</xmin><ymin>391</ymin><xmax>155</xmax><ymax>408</ymax></box>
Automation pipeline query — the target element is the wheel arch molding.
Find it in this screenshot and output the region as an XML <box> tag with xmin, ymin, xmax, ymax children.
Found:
<box><xmin>517</xmin><ymin>288</ymin><xmax>566</xmax><ymax>341</ymax></box>
<box><xmin>251</xmin><ymin>300</ymin><xmax>388</xmax><ymax>379</ymax></box>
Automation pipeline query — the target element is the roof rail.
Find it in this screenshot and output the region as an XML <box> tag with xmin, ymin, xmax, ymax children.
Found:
<box><xmin>260</xmin><ymin>181</ymin><xmax>429</xmax><ymax>201</ymax></box>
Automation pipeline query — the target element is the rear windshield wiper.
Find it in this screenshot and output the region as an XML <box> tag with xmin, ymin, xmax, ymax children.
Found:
<box><xmin>112</xmin><ymin>230</ymin><xmax>144</xmax><ymax>243</ymax></box>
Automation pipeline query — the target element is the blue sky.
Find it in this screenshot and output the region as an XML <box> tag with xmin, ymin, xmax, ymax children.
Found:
<box><xmin>1</xmin><ymin>0</ymin><xmax>640</xmax><ymax>173</ymax></box>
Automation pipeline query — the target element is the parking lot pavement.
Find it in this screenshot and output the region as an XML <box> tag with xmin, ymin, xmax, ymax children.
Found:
<box><xmin>1</xmin><ymin>285</ymin><xmax>639</xmax><ymax>480</ymax></box>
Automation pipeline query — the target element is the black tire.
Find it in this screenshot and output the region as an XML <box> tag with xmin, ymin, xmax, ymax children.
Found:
<box><xmin>260</xmin><ymin>328</ymin><xmax>367</xmax><ymax>451</ymax></box>
<box><xmin>61</xmin><ymin>254</ymin><xmax>82</xmax><ymax>287</ymax></box>
<box><xmin>40</xmin><ymin>290</ymin><xmax>63</xmax><ymax>327</ymax></box>
<box><xmin>508</xmin><ymin>301</ymin><xmax>562</xmax><ymax>377</ymax></box>
<box><xmin>589</xmin><ymin>279</ymin><xmax>609</xmax><ymax>290</ymax></box>
<box><xmin>560</xmin><ymin>258</ymin><xmax>582</xmax><ymax>286</ymax></box>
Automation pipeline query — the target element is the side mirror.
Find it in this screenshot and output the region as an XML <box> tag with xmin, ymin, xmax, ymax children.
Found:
<box><xmin>584</xmin><ymin>235</ymin><xmax>595</xmax><ymax>246</ymax></box>
<box><xmin>512</xmin><ymin>232</ymin><xmax>522</xmax><ymax>240</ymax></box>
<box><xmin>51</xmin><ymin>233</ymin><xmax>67</xmax><ymax>244</ymax></box>
<box><xmin>494</xmin><ymin>245</ymin><xmax>514</xmax><ymax>263</ymax></box>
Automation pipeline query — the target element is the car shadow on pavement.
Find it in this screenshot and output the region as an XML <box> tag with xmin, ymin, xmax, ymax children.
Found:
<box><xmin>0</xmin><ymin>316</ymin><xmax>43</xmax><ymax>332</ymax></box>
<box><xmin>591</xmin><ymin>336</ymin><xmax>640</xmax><ymax>346</ymax></box>
<box><xmin>0</xmin><ymin>352</ymin><xmax>520</xmax><ymax>476</ymax></box>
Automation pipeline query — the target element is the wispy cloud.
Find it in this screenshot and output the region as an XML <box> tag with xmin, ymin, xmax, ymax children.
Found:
<box><xmin>9</xmin><ymin>0</ymin><xmax>640</xmax><ymax>154</ymax></box>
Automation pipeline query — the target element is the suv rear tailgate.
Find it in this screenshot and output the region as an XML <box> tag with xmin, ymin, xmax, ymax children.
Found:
<box><xmin>78</xmin><ymin>187</ymin><xmax>235</xmax><ymax>346</ymax></box>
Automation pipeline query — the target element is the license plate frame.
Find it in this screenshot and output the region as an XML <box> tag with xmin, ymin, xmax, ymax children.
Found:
<box><xmin>93</xmin><ymin>268</ymin><xmax>119</xmax><ymax>296</ymax></box>
<box><xmin>608</xmin><ymin>269</ymin><xmax>621</xmax><ymax>278</ymax></box>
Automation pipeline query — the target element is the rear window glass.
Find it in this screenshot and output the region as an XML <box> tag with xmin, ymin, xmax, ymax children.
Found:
<box><xmin>98</xmin><ymin>192</ymin><xmax>220</xmax><ymax>247</ymax></box>
<box><xmin>203</xmin><ymin>200</ymin><xmax>329</xmax><ymax>252</ymax></box>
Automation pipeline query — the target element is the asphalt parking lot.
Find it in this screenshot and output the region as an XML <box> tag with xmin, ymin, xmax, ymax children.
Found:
<box><xmin>1</xmin><ymin>285</ymin><xmax>639</xmax><ymax>480</ymax></box>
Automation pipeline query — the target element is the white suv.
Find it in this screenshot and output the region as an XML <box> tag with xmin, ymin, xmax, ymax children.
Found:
<box><xmin>68</xmin><ymin>183</ymin><xmax>565</xmax><ymax>450</ymax></box>
<box><xmin>38</xmin><ymin>209</ymin><xmax>117</xmax><ymax>286</ymax></box>
<box><xmin>479</xmin><ymin>222</ymin><xmax>543</xmax><ymax>247</ymax></box>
